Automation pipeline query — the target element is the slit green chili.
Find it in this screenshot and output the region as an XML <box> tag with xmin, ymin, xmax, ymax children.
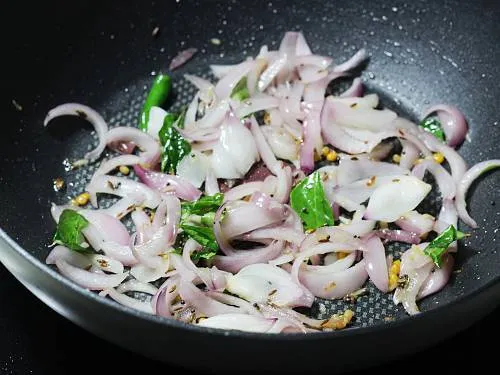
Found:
<box><xmin>139</xmin><ymin>74</ymin><xmax>172</xmax><ymax>131</ymax></box>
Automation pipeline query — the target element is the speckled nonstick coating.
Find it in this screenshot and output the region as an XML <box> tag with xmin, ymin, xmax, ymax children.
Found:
<box><xmin>2</xmin><ymin>0</ymin><xmax>499</xmax><ymax>373</ymax></box>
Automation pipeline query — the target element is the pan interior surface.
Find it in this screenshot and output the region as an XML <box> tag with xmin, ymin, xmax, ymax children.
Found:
<box><xmin>3</xmin><ymin>0</ymin><xmax>499</xmax><ymax>334</ymax></box>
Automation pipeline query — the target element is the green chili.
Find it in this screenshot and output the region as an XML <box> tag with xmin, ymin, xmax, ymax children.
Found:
<box><xmin>139</xmin><ymin>74</ymin><xmax>172</xmax><ymax>131</ymax></box>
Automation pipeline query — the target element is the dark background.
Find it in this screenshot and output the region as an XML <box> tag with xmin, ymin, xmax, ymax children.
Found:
<box><xmin>1</xmin><ymin>263</ymin><xmax>498</xmax><ymax>374</ymax></box>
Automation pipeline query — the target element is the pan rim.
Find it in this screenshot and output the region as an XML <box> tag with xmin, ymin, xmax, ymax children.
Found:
<box><xmin>1</xmin><ymin>226</ymin><xmax>499</xmax><ymax>341</ymax></box>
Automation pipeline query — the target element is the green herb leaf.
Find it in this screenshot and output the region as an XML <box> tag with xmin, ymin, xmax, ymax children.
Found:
<box><xmin>180</xmin><ymin>224</ymin><xmax>219</xmax><ymax>251</ymax></box>
<box><xmin>191</xmin><ymin>248</ymin><xmax>218</xmax><ymax>262</ymax></box>
<box><xmin>419</xmin><ymin>117</ymin><xmax>445</xmax><ymax>142</ymax></box>
<box><xmin>158</xmin><ymin>109</ymin><xmax>191</xmax><ymax>174</ymax></box>
<box><xmin>170</xmin><ymin>242</ymin><xmax>217</xmax><ymax>262</ymax></box>
<box><xmin>139</xmin><ymin>74</ymin><xmax>172</xmax><ymax>131</ymax></box>
<box><xmin>176</xmin><ymin>194</ymin><xmax>224</xmax><ymax>261</ymax></box>
<box><xmin>230</xmin><ymin>76</ymin><xmax>250</xmax><ymax>102</ymax></box>
<box><xmin>424</xmin><ymin>225</ymin><xmax>466</xmax><ymax>267</ymax></box>
<box><xmin>290</xmin><ymin>172</ymin><xmax>335</xmax><ymax>230</ymax></box>
<box><xmin>181</xmin><ymin>193</ymin><xmax>224</xmax><ymax>216</ymax></box>
<box><xmin>53</xmin><ymin>209</ymin><xmax>91</xmax><ymax>253</ymax></box>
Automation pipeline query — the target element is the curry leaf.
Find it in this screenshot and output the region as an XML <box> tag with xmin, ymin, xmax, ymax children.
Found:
<box><xmin>180</xmin><ymin>224</ymin><xmax>219</xmax><ymax>252</ymax></box>
<box><xmin>181</xmin><ymin>193</ymin><xmax>224</xmax><ymax>216</ymax></box>
<box><xmin>230</xmin><ymin>76</ymin><xmax>250</xmax><ymax>102</ymax></box>
<box><xmin>159</xmin><ymin>109</ymin><xmax>191</xmax><ymax>174</ymax></box>
<box><xmin>191</xmin><ymin>248</ymin><xmax>218</xmax><ymax>262</ymax></box>
<box><xmin>290</xmin><ymin>172</ymin><xmax>335</xmax><ymax>230</ymax></box>
<box><xmin>53</xmin><ymin>209</ymin><xmax>91</xmax><ymax>253</ymax></box>
<box><xmin>424</xmin><ymin>225</ymin><xmax>466</xmax><ymax>267</ymax></box>
<box><xmin>419</xmin><ymin>117</ymin><xmax>445</xmax><ymax>142</ymax></box>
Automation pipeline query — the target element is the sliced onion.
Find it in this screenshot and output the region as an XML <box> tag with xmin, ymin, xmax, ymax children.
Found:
<box><xmin>327</xmin><ymin>94</ymin><xmax>379</xmax><ymax>109</ymax></box>
<box><xmin>365</xmin><ymin>176</ymin><xmax>432</xmax><ymax>222</ymax></box>
<box><xmin>273</xmin><ymin>165</ymin><xmax>293</xmax><ymax>204</ymax></box>
<box><xmin>455</xmin><ymin>159</ymin><xmax>500</xmax><ymax>228</ymax></box>
<box><xmin>210</xmin><ymin>64</ymin><xmax>240</xmax><ymax>79</ymax></box>
<box><xmin>130</xmin><ymin>261</ymin><xmax>168</xmax><ymax>283</ymax></box>
<box><xmin>55</xmin><ymin>259</ymin><xmax>127</xmax><ymax>290</ymax></box>
<box><xmin>169</xmin><ymin>47</ymin><xmax>197</xmax><ymax>71</ymax></box>
<box><xmin>220</xmin><ymin>200</ymin><xmax>286</xmax><ymax>238</ymax></box>
<box><xmin>295</xmin><ymin>55</ymin><xmax>332</xmax><ymax>69</ymax></box>
<box><xmin>87</xmin><ymin>175</ymin><xmax>161</xmax><ymax>208</ymax></box>
<box><xmin>46</xmin><ymin>246</ymin><xmax>90</xmax><ymax>268</ymax></box>
<box><xmin>214</xmin><ymin>60</ymin><xmax>254</xmax><ymax>99</ymax></box>
<box><xmin>340</xmin><ymin>77</ymin><xmax>364</xmax><ymax>98</ymax></box>
<box><xmin>412</xmin><ymin>160</ymin><xmax>456</xmax><ymax>199</ymax></box>
<box><xmin>153</xmin><ymin>277</ymin><xmax>179</xmax><ymax>317</ymax></box>
<box><xmin>338</xmin><ymin>219</ymin><xmax>376</xmax><ymax>237</ymax></box>
<box><xmin>176</xmin><ymin>150</ymin><xmax>210</xmax><ymax>188</ymax></box>
<box><xmin>295</xmin><ymin>32</ymin><xmax>312</xmax><ymax>56</ymax></box>
<box><xmin>80</xmin><ymin>210</ymin><xmax>131</xmax><ymax>247</ymax></box>
<box><xmin>133</xmin><ymin>165</ymin><xmax>202</xmax><ymax>201</ymax></box>
<box><xmin>297</xmin><ymin>65</ymin><xmax>328</xmax><ymax>83</ymax></box>
<box><xmin>196</xmin><ymin>100</ymin><xmax>229</xmax><ymax>129</ymax></box>
<box><xmin>103</xmin><ymin>288</ymin><xmax>154</xmax><ymax>314</ymax></box>
<box><xmin>258</xmin><ymin>56</ymin><xmax>287</xmax><ymax>91</ymax></box>
<box><xmin>299</xmin><ymin>260</ymin><xmax>368</xmax><ymax>299</ymax></box>
<box><xmin>226</xmin><ymin>263</ymin><xmax>313</xmax><ymax>308</ymax></box>
<box><xmin>116</xmin><ymin>279</ymin><xmax>159</xmax><ymax>295</ymax></box>
<box><xmin>328</xmin><ymin>101</ymin><xmax>397</xmax><ymax>131</ymax></box>
<box><xmin>418</xmin><ymin>131</ymin><xmax>467</xmax><ymax>183</ymax></box>
<box><xmin>395</xmin><ymin>211</ymin><xmax>435</xmax><ymax>237</ymax></box>
<box><xmin>332</xmin><ymin>175</ymin><xmax>410</xmax><ymax>211</ymax></box>
<box><xmin>247</xmin><ymin>58</ymin><xmax>268</xmax><ymax>96</ymax></box>
<box><xmin>399</xmin><ymin>139</ymin><xmax>420</xmax><ymax>170</ymax></box>
<box><xmin>106</xmin><ymin>127</ymin><xmax>161</xmax><ymax>167</ymax></box>
<box><xmin>418</xmin><ymin>254</ymin><xmax>454</xmax><ymax>300</ymax></box>
<box><xmin>362</xmin><ymin>235</ymin><xmax>389</xmax><ymax>292</ymax></box>
<box><xmin>434</xmin><ymin>199</ymin><xmax>458</xmax><ymax>247</ymax></box>
<box><xmin>333</xmin><ymin>49</ymin><xmax>367</xmax><ymax>73</ymax></box>
<box><xmin>176</xmin><ymin>126</ymin><xmax>220</xmax><ymax>142</ymax></box>
<box><xmin>393</xmin><ymin>261</ymin><xmax>434</xmax><ymax>315</ymax></box>
<box><xmin>89</xmin><ymin>254</ymin><xmax>124</xmax><ymax>274</ymax></box>
<box><xmin>262</xmin><ymin>126</ymin><xmax>300</xmax><ymax>164</ymax></box>
<box><xmin>104</xmin><ymin>195</ymin><xmax>145</xmax><ymax>220</ymax></box>
<box><xmin>100</xmin><ymin>241</ymin><xmax>137</xmax><ymax>266</ymax></box>
<box><xmin>185</xmin><ymin>93</ymin><xmax>200</xmax><ymax>128</ymax></box>
<box><xmin>210</xmin><ymin>112</ymin><xmax>259</xmax><ymax>179</ymax></box>
<box><xmin>300</xmin><ymin>109</ymin><xmax>322</xmax><ymax>173</ymax></box>
<box><xmin>153</xmin><ymin>195</ymin><xmax>181</xmax><ymax>242</ymax></box>
<box><xmin>206</xmin><ymin>291</ymin><xmax>261</xmax><ymax>316</ymax></box>
<box><xmin>184</xmin><ymin>74</ymin><xmax>213</xmax><ymax>93</ymax></box>
<box><xmin>244</xmin><ymin>227</ymin><xmax>304</xmax><ymax>246</ymax></box>
<box><xmin>235</xmin><ymin>96</ymin><xmax>279</xmax><ymax>118</ymax></box>
<box><xmin>146</xmin><ymin>106</ymin><xmax>168</xmax><ymax>140</ymax></box>
<box><xmin>399</xmin><ymin>243</ymin><xmax>432</xmax><ymax>276</ymax></box>
<box><xmin>91</xmin><ymin>155</ymin><xmax>141</xmax><ymax>184</ymax></box>
<box><xmin>182</xmin><ymin>239</ymin><xmax>229</xmax><ymax>291</ymax></box>
<box><xmin>213</xmin><ymin>241</ymin><xmax>284</xmax><ymax>273</ymax></box>
<box><xmin>249</xmin><ymin>116</ymin><xmax>280</xmax><ymax>174</ymax></box>
<box><xmin>44</xmin><ymin>103</ymin><xmax>108</xmax><ymax>162</ymax></box>
<box><xmin>204</xmin><ymin>169</ymin><xmax>220</xmax><ymax>196</ymax></box>
<box><xmin>223</xmin><ymin>181</ymin><xmax>264</xmax><ymax>202</ymax></box>
<box><xmin>376</xmin><ymin>229</ymin><xmax>421</xmax><ymax>244</ymax></box>
<box><xmin>423</xmin><ymin>104</ymin><xmax>468</xmax><ymax>147</ymax></box>
<box><xmin>178</xmin><ymin>280</ymin><xmax>241</xmax><ymax>317</ymax></box>
<box><xmin>336</xmin><ymin>159</ymin><xmax>398</xmax><ymax>183</ymax></box>
<box><xmin>197</xmin><ymin>314</ymin><xmax>275</xmax><ymax>332</ymax></box>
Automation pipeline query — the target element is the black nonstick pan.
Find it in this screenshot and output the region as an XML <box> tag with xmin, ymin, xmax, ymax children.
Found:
<box><xmin>2</xmin><ymin>0</ymin><xmax>499</xmax><ymax>373</ymax></box>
